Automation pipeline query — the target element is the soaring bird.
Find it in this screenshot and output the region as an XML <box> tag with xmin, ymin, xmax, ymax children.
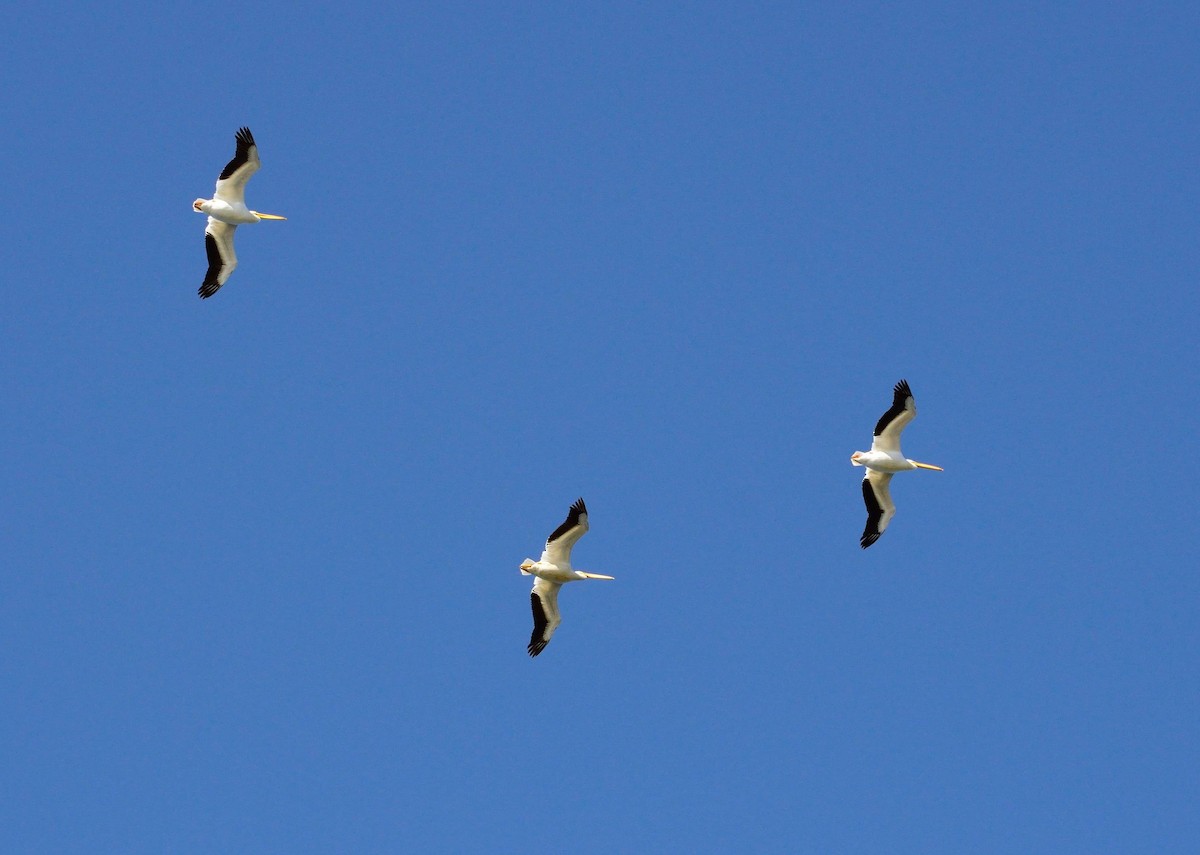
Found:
<box><xmin>851</xmin><ymin>380</ymin><xmax>943</xmax><ymax>548</ymax></box>
<box><xmin>520</xmin><ymin>498</ymin><xmax>613</xmax><ymax>656</ymax></box>
<box><xmin>192</xmin><ymin>127</ymin><xmax>285</xmax><ymax>299</ymax></box>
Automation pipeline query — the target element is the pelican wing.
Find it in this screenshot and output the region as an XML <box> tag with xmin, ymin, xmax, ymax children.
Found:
<box><xmin>860</xmin><ymin>470</ymin><xmax>896</xmax><ymax>548</ymax></box>
<box><xmin>540</xmin><ymin>497</ymin><xmax>589</xmax><ymax>566</ymax></box>
<box><xmin>200</xmin><ymin>219</ymin><xmax>238</xmax><ymax>299</ymax></box>
<box><xmin>870</xmin><ymin>379</ymin><xmax>916</xmax><ymax>455</ymax></box>
<box><xmin>213</xmin><ymin>127</ymin><xmax>261</xmax><ymax>206</ymax></box>
<box><xmin>528</xmin><ymin>577</ymin><xmax>562</xmax><ymax>657</ymax></box>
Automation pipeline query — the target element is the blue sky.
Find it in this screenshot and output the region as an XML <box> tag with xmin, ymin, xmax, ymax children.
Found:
<box><xmin>1</xmin><ymin>2</ymin><xmax>1197</xmax><ymax>852</ymax></box>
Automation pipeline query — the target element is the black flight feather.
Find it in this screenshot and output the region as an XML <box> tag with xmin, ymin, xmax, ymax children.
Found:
<box><xmin>218</xmin><ymin>127</ymin><xmax>257</xmax><ymax>180</ymax></box>
<box><xmin>873</xmin><ymin>379</ymin><xmax>913</xmax><ymax>436</ymax></box>
<box><xmin>528</xmin><ymin>592</ymin><xmax>550</xmax><ymax>657</ymax></box>
<box><xmin>199</xmin><ymin>232</ymin><xmax>224</xmax><ymax>299</ymax></box>
<box><xmin>546</xmin><ymin>497</ymin><xmax>587</xmax><ymax>544</ymax></box>
<box><xmin>860</xmin><ymin>477</ymin><xmax>884</xmax><ymax>549</ymax></box>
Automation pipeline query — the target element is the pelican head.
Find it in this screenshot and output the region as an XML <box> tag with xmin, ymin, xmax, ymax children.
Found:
<box><xmin>576</xmin><ymin>571</ymin><xmax>615</xmax><ymax>580</ymax></box>
<box><xmin>252</xmin><ymin>211</ymin><xmax>287</xmax><ymax>221</ymax></box>
<box><xmin>909</xmin><ymin>460</ymin><xmax>944</xmax><ymax>471</ymax></box>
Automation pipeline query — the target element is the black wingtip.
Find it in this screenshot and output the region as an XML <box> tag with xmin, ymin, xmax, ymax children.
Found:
<box><xmin>218</xmin><ymin>127</ymin><xmax>258</xmax><ymax>180</ymax></box>
<box><xmin>528</xmin><ymin>592</ymin><xmax>550</xmax><ymax>657</ymax></box>
<box><xmin>860</xmin><ymin>477</ymin><xmax>885</xmax><ymax>548</ymax></box>
<box><xmin>199</xmin><ymin>232</ymin><xmax>223</xmax><ymax>298</ymax></box>
<box><xmin>546</xmin><ymin>497</ymin><xmax>588</xmax><ymax>544</ymax></box>
<box><xmin>873</xmin><ymin>379</ymin><xmax>916</xmax><ymax>436</ymax></box>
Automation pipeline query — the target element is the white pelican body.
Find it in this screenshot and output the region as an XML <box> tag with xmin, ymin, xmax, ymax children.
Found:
<box><xmin>519</xmin><ymin>498</ymin><xmax>613</xmax><ymax>657</ymax></box>
<box><xmin>193</xmin><ymin>127</ymin><xmax>285</xmax><ymax>299</ymax></box>
<box><xmin>197</xmin><ymin>198</ymin><xmax>264</xmax><ymax>226</ymax></box>
<box><xmin>851</xmin><ymin>380</ymin><xmax>943</xmax><ymax>548</ymax></box>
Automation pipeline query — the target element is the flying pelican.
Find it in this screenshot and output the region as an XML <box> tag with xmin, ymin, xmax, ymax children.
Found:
<box><xmin>192</xmin><ymin>127</ymin><xmax>286</xmax><ymax>299</ymax></box>
<box><xmin>851</xmin><ymin>380</ymin><xmax>943</xmax><ymax>548</ymax></box>
<box><xmin>520</xmin><ymin>498</ymin><xmax>613</xmax><ymax>657</ymax></box>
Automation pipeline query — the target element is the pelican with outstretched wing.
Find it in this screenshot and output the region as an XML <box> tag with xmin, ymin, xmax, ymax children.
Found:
<box><xmin>519</xmin><ymin>498</ymin><xmax>613</xmax><ymax>656</ymax></box>
<box><xmin>192</xmin><ymin>127</ymin><xmax>286</xmax><ymax>299</ymax></box>
<box><xmin>851</xmin><ymin>380</ymin><xmax>943</xmax><ymax>548</ymax></box>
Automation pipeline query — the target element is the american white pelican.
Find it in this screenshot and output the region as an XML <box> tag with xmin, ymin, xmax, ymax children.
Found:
<box><xmin>520</xmin><ymin>498</ymin><xmax>613</xmax><ymax>657</ymax></box>
<box><xmin>851</xmin><ymin>380</ymin><xmax>943</xmax><ymax>548</ymax></box>
<box><xmin>193</xmin><ymin>127</ymin><xmax>286</xmax><ymax>299</ymax></box>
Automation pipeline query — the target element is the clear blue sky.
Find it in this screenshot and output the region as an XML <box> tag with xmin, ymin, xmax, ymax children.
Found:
<box><xmin>1</xmin><ymin>2</ymin><xmax>1197</xmax><ymax>852</ymax></box>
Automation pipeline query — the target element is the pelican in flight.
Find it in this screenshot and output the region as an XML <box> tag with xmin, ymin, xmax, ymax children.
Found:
<box><xmin>192</xmin><ymin>127</ymin><xmax>285</xmax><ymax>299</ymax></box>
<box><xmin>851</xmin><ymin>380</ymin><xmax>943</xmax><ymax>548</ymax></box>
<box><xmin>520</xmin><ymin>498</ymin><xmax>613</xmax><ymax>657</ymax></box>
